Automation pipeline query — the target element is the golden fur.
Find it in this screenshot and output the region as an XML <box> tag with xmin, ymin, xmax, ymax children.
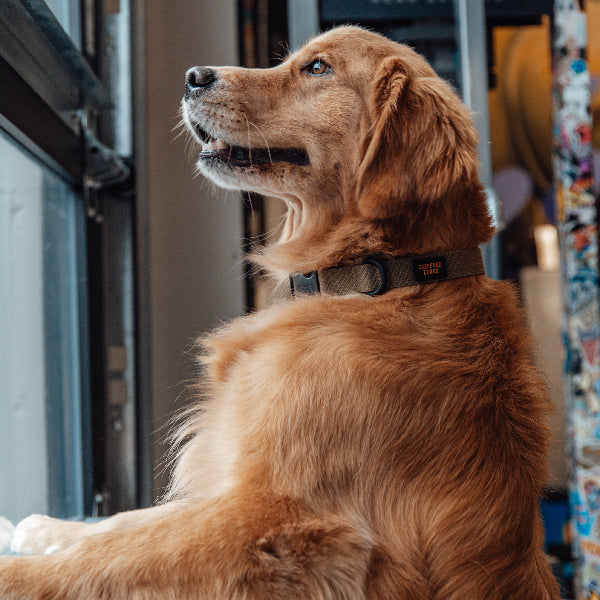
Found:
<box><xmin>0</xmin><ymin>26</ymin><xmax>560</xmax><ymax>599</ymax></box>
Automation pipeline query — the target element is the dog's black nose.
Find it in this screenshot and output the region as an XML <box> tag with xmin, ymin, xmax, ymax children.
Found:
<box><xmin>185</xmin><ymin>67</ymin><xmax>216</xmax><ymax>95</ymax></box>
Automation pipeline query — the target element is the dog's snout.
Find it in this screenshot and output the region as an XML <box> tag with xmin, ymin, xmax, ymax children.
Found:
<box><xmin>185</xmin><ymin>67</ymin><xmax>216</xmax><ymax>97</ymax></box>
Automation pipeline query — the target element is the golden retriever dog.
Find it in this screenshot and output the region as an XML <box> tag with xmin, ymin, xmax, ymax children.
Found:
<box><xmin>0</xmin><ymin>26</ymin><xmax>561</xmax><ymax>599</ymax></box>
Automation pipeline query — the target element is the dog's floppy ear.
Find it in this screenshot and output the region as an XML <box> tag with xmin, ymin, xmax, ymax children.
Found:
<box><xmin>357</xmin><ymin>56</ymin><xmax>479</xmax><ymax>220</ymax></box>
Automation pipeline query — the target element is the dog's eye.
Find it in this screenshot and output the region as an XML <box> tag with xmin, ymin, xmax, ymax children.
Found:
<box><xmin>305</xmin><ymin>59</ymin><xmax>331</xmax><ymax>76</ymax></box>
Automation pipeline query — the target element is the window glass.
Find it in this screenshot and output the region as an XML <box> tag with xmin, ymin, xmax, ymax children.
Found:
<box><xmin>0</xmin><ymin>129</ymin><xmax>89</xmax><ymax>522</ymax></box>
<box><xmin>44</xmin><ymin>0</ymin><xmax>81</xmax><ymax>48</ymax></box>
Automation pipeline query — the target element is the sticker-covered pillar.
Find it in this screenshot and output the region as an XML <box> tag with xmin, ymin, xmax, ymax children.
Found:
<box><xmin>552</xmin><ymin>1</ymin><xmax>599</xmax><ymax>597</ymax></box>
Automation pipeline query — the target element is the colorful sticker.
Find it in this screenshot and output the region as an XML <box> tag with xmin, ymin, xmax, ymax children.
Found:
<box><xmin>553</xmin><ymin>1</ymin><xmax>599</xmax><ymax>597</ymax></box>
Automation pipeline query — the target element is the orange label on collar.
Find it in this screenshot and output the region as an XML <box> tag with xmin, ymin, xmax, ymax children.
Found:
<box><xmin>412</xmin><ymin>256</ymin><xmax>448</xmax><ymax>283</ymax></box>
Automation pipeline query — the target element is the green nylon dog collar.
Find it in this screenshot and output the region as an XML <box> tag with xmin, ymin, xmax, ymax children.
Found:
<box><xmin>288</xmin><ymin>247</ymin><xmax>485</xmax><ymax>297</ymax></box>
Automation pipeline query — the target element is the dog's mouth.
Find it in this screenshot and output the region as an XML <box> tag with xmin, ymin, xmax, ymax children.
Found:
<box><xmin>193</xmin><ymin>122</ymin><xmax>309</xmax><ymax>167</ymax></box>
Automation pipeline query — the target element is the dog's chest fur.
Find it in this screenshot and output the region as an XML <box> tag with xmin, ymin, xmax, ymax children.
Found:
<box><xmin>174</xmin><ymin>277</ymin><xmax>550</xmax><ymax>539</ymax></box>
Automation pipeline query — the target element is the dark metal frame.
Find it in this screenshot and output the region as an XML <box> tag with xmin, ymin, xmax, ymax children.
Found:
<box><xmin>0</xmin><ymin>0</ymin><xmax>110</xmax><ymax>180</ymax></box>
<box><xmin>130</xmin><ymin>0</ymin><xmax>153</xmax><ymax>509</ymax></box>
<box><xmin>320</xmin><ymin>0</ymin><xmax>554</xmax><ymax>24</ymax></box>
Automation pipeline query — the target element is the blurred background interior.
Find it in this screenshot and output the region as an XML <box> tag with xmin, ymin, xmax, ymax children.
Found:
<box><xmin>1</xmin><ymin>0</ymin><xmax>599</xmax><ymax>596</ymax></box>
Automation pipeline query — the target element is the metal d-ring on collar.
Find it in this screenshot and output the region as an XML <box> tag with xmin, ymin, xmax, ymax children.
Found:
<box><xmin>362</xmin><ymin>258</ymin><xmax>386</xmax><ymax>296</ymax></box>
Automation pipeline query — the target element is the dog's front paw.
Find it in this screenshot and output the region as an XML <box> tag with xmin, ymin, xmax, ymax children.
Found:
<box><xmin>12</xmin><ymin>514</ymin><xmax>86</xmax><ymax>556</ymax></box>
<box><xmin>0</xmin><ymin>517</ymin><xmax>15</xmax><ymax>554</ymax></box>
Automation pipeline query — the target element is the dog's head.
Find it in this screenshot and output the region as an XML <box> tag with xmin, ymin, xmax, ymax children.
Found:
<box><xmin>182</xmin><ymin>26</ymin><xmax>493</xmax><ymax>273</ymax></box>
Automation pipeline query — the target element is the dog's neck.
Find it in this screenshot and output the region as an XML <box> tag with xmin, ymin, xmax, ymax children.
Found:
<box><xmin>251</xmin><ymin>184</ymin><xmax>494</xmax><ymax>280</ymax></box>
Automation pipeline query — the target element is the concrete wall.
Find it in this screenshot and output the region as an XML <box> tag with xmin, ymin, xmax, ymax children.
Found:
<box><xmin>135</xmin><ymin>0</ymin><xmax>244</xmax><ymax>499</ymax></box>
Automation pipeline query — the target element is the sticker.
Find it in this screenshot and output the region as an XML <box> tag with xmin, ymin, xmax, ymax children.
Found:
<box><xmin>553</xmin><ymin>2</ymin><xmax>599</xmax><ymax>595</ymax></box>
<box><xmin>580</xmin><ymin>328</ymin><xmax>600</xmax><ymax>367</ymax></box>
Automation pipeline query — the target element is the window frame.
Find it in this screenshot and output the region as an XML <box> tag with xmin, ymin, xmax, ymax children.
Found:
<box><xmin>0</xmin><ymin>0</ymin><xmax>141</xmax><ymax>518</ymax></box>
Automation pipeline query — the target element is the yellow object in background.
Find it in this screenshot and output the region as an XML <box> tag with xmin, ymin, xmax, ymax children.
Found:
<box><xmin>489</xmin><ymin>3</ymin><xmax>600</xmax><ymax>190</ymax></box>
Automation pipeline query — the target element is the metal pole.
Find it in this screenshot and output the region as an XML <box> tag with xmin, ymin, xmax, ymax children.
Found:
<box><xmin>287</xmin><ymin>0</ymin><xmax>319</xmax><ymax>51</ymax></box>
<box><xmin>454</xmin><ymin>0</ymin><xmax>503</xmax><ymax>279</ymax></box>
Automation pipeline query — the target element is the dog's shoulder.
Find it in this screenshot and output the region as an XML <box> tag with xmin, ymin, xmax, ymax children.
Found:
<box><xmin>200</xmin><ymin>277</ymin><xmax>533</xmax><ymax>390</ymax></box>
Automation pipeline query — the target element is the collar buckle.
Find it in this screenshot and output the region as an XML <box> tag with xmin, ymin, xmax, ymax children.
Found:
<box><xmin>289</xmin><ymin>271</ymin><xmax>320</xmax><ymax>296</ymax></box>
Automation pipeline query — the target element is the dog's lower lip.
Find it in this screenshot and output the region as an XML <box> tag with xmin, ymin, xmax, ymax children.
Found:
<box><xmin>190</xmin><ymin>120</ymin><xmax>308</xmax><ymax>166</ymax></box>
<box><xmin>199</xmin><ymin>144</ymin><xmax>309</xmax><ymax>167</ymax></box>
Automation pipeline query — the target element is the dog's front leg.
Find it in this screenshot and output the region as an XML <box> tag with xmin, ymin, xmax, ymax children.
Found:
<box><xmin>0</xmin><ymin>491</ymin><xmax>372</xmax><ymax>599</ymax></box>
<box><xmin>11</xmin><ymin>501</ymin><xmax>186</xmax><ymax>556</ymax></box>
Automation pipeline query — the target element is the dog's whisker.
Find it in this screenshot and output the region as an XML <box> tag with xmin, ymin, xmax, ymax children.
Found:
<box><xmin>249</xmin><ymin>211</ymin><xmax>286</xmax><ymax>246</ymax></box>
<box><xmin>245</xmin><ymin>191</ymin><xmax>254</xmax><ymax>214</ymax></box>
<box><xmin>171</xmin><ymin>117</ymin><xmax>188</xmax><ymax>139</ymax></box>
<box><xmin>242</xmin><ymin>113</ymin><xmax>255</xmax><ymax>167</ymax></box>
<box><xmin>276</xmin><ymin>39</ymin><xmax>290</xmax><ymax>61</ymax></box>
<box><xmin>247</xmin><ymin>118</ymin><xmax>272</xmax><ymax>164</ymax></box>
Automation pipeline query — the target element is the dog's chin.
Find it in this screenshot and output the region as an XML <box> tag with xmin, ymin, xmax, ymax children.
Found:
<box><xmin>195</xmin><ymin>156</ymin><xmax>295</xmax><ymax>197</ymax></box>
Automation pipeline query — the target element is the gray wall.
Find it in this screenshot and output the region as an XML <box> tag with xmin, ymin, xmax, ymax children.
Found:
<box><xmin>135</xmin><ymin>0</ymin><xmax>244</xmax><ymax>499</ymax></box>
